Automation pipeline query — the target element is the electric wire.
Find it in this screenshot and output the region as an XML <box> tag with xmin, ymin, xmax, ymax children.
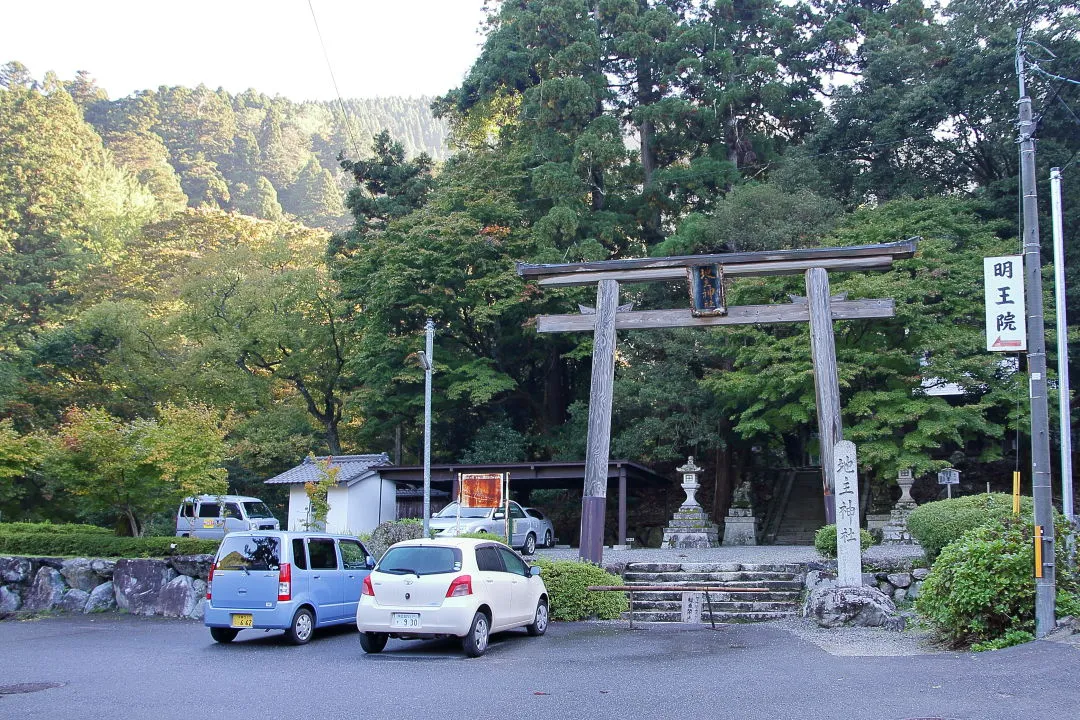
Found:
<box><xmin>306</xmin><ymin>0</ymin><xmax>364</xmax><ymax>161</ymax></box>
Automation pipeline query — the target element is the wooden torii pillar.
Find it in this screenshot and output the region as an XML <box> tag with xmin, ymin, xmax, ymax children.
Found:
<box><xmin>518</xmin><ymin>240</ymin><xmax>917</xmax><ymax>564</ymax></box>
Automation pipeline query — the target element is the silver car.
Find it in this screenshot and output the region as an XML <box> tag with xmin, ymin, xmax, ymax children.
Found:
<box><xmin>428</xmin><ymin>501</ymin><xmax>546</xmax><ymax>554</ymax></box>
<box><xmin>524</xmin><ymin>507</ymin><xmax>555</xmax><ymax>549</ymax></box>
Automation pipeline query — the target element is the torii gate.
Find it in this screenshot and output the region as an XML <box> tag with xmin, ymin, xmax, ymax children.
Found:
<box><xmin>517</xmin><ymin>239</ymin><xmax>917</xmax><ymax>564</ymax></box>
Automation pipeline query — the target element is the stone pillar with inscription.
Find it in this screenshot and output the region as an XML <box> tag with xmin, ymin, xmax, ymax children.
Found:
<box><xmin>662</xmin><ymin>457</ymin><xmax>721</xmax><ymax>549</ymax></box>
<box><xmin>833</xmin><ymin>440</ymin><xmax>863</xmax><ymax>587</ymax></box>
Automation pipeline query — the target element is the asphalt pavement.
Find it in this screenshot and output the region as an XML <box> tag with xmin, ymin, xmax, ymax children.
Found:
<box><xmin>3</xmin><ymin>613</ymin><xmax>1077</xmax><ymax>720</ymax></box>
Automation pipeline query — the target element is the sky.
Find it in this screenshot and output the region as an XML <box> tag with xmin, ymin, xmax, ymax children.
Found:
<box><xmin>1</xmin><ymin>0</ymin><xmax>490</xmax><ymax>101</ymax></box>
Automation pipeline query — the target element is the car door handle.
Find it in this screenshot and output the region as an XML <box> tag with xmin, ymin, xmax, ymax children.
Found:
<box><xmin>312</xmin><ymin>575</ymin><xmax>321</xmax><ymax>579</ymax></box>
<box><xmin>485</xmin><ymin>578</ymin><xmax>494</xmax><ymax>583</ymax></box>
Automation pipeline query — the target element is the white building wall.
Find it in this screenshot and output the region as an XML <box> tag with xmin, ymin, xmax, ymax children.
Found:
<box><xmin>287</xmin><ymin>485</ymin><xmax>311</xmax><ymax>531</ymax></box>
<box><xmin>326</xmin><ymin>486</ymin><xmax>350</xmax><ymax>534</ymax></box>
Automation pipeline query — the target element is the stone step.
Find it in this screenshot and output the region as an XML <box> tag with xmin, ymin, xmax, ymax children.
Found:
<box><xmin>623</xmin><ymin>610</ymin><xmax>797</xmax><ymax>623</ymax></box>
<box><xmin>624</xmin><ymin>562</ymin><xmax>805</xmax><ymax>574</ymax></box>
<box><xmin>627</xmin><ymin>600</ymin><xmax>797</xmax><ymax>613</ymax></box>
<box><xmin>622</xmin><ymin>590</ymin><xmax>800</xmax><ymax>603</ymax></box>
<box><xmin>623</xmin><ymin>575</ymin><xmax>804</xmax><ymax>591</ymax></box>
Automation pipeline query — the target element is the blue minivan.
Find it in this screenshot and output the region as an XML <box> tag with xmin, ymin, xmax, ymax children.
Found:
<box><xmin>205</xmin><ymin>531</ymin><xmax>375</xmax><ymax>645</ymax></box>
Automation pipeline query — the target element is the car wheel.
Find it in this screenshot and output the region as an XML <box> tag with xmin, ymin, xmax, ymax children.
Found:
<box><xmin>462</xmin><ymin>611</ymin><xmax>490</xmax><ymax>657</ymax></box>
<box><xmin>544</xmin><ymin>530</ymin><xmax>553</xmax><ymax>548</ymax></box>
<box><xmin>359</xmin><ymin>632</ymin><xmax>388</xmax><ymax>654</ymax></box>
<box><xmin>523</xmin><ymin>533</ymin><xmax>536</xmax><ymax>555</ymax></box>
<box><xmin>526</xmin><ymin>599</ymin><xmax>549</xmax><ymax>637</ymax></box>
<box><xmin>285</xmin><ymin>607</ymin><xmax>315</xmax><ymax>645</ymax></box>
<box><xmin>210</xmin><ymin>627</ymin><xmax>238</xmax><ymax>644</ymax></box>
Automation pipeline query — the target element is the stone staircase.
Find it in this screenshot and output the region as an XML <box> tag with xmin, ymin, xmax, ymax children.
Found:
<box><xmin>772</xmin><ymin>473</ymin><xmax>827</xmax><ymax>545</ymax></box>
<box><xmin>620</xmin><ymin>561</ymin><xmax>806</xmax><ymax>623</ymax></box>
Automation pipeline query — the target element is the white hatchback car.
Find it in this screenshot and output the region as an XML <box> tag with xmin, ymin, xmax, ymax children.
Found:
<box><xmin>355</xmin><ymin>537</ymin><xmax>549</xmax><ymax>657</ymax></box>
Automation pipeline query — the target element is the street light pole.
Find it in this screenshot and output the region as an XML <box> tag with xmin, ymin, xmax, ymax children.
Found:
<box><xmin>422</xmin><ymin>319</ymin><xmax>434</xmax><ymax>538</ymax></box>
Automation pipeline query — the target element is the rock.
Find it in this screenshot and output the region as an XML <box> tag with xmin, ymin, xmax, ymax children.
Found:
<box><xmin>84</xmin><ymin>582</ymin><xmax>116</xmax><ymax>613</ymax></box>
<box><xmin>893</xmin><ymin>588</ymin><xmax>907</xmax><ymax>604</ymax></box>
<box><xmin>31</xmin><ymin>557</ymin><xmax>64</xmax><ymax>570</ymax></box>
<box><xmin>804</xmin><ymin>585</ymin><xmax>899</xmax><ymax>628</ymax></box>
<box><xmin>113</xmin><ymin>559</ymin><xmax>177</xmax><ymax>616</ymax></box>
<box><xmin>158</xmin><ymin>575</ymin><xmax>202</xmax><ymax>618</ymax></box>
<box><xmin>804</xmin><ymin>569</ymin><xmax>837</xmax><ymax>593</ymax></box>
<box><xmin>90</xmin><ymin>559</ymin><xmax>116</xmax><ymax>578</ymax></box>
<box><xmin>22</xmin><ymin>567</ymin><xmax>66</xmax><ymax>611</ymax></box>
<box><xmin>861</xmin><ymin>573</ymin><xmax>877</xmax><ymax>587</ymax></box>
<box><xmin>0</xmin><ymin>585</ymin><xmax>21</xmax><ymax>612</ymax></box>
<box><xmin>167</xmin><ymin>554</ymin><xmax>214</xmax><ymax>580</ymax></box>
<box><xmin>0</xmin><ymin>557</ymin><xmax>32</xmax><ymax>583</ymax></box>
<box><xmin>887</xmin><ymin>572</ymin><xmax>912</xmax><ymax>588</ymax></box>
<box><xmin>58</xmin><ymin>589</ymin><xmax>90</xmax><ymax>613</ymax></box>
<box><xmin>912</xmin><ymin>567</ymin><xmax>930</xmax><ymax>581</ymax></box>
<box><xmin>190</xmin><ymin>580</ymin><xmax>207</xmax><ymax>619</ymax></box>
<box><xmin>60</xmin><ymin>558</ymin><xmax>101</xmax><ymax>592</ymax></box>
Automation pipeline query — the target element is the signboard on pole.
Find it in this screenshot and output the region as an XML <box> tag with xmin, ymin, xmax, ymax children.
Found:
<box><xmin>458</xmin><ymin>473</ymin><xmax>504</xmax><ymax>508</ymax></box>
<box><xmin>984</xmin><ymin>256</ymin><xmax>1027</xmax><ymax>351</ymax></box>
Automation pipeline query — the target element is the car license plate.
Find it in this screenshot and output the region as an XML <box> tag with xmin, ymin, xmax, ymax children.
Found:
<box><xmin>230</xmin><ymin>614</ymin><xmax>253</xmax><ymax>628</ymax></box>
<box><xmin>391</xmin><ymin>613</ymin><xmax>420</xmax><ymax>629</ymax></box>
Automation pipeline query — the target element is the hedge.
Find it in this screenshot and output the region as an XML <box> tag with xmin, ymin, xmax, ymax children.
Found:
<box><xmin>0</xmin><ymin>530</ymin><xmax>219</xmax><ymax>558</ymax></box>
<box><xmin>0</xmin><ymin>522</ymin><xmax>113</xmax><ymax>536</ymax></box>
<box><xmin>532</xmin><ymin>558</ymin><xmax>627</xmax><ymax>621</ymax></box>
<box><xmin>916</xmin><ymin>515</ymin><xmax>1080</xmax><ymax>648</ymax></box>
<box><xmin>907</xmin><ymin>493</ymin><xmax>1036</xmax><ymax>560</ymax></box>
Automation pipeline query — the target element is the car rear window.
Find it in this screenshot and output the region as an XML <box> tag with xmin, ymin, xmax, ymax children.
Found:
<box><xmin>378</xmin><ymin>546</ymin><xmax>462</xmax><ymax>575</ymax></box>
<box><xmin>216</xmin><ymin>536</ymin><xmax>280</xmax><ymax>571</ymax></box>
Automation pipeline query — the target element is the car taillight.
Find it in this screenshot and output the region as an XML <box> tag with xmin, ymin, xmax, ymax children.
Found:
<box><xmin>206</xmin><ymin>561</ymin><xmax>215</xmax><ymax>600</ymax></box>
<box><xmin>278</xmin><ymin>562</ymin><xmax>291</xmax><ymax>601</ymax></box>
<box><xmin>362</xmin><ymin>575</ymin><xmax>374</xmax><ymax>597</ymax></box>
<box><xmin>445</xmin><ymin>574</ymin><xmax>473</xmax><ymax>598</ymax></box>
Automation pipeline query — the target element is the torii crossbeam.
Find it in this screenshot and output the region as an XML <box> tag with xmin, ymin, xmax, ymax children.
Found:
<box><xmin>518</xmin><ymin>239</ymin><xmax>917</xmax><ymax>564</ymax></box>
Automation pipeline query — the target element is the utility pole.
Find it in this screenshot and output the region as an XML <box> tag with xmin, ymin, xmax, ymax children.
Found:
<box><xmin>1051</xmin><ymin>167</ymin><xmax>1075</xmax><ymax>563</ymax></box>
<box><xmin>420</xmin><ymin>319</ymin><xmax>435</xmax><ymax>538</ymax></box>
<box><xmin>1017</xmin><ymin>33</ymin><xmax>1055</xmax><ymax>637</ymax></box>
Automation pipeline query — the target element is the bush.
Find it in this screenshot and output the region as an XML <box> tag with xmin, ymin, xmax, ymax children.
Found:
<box><xmin>532</xmin><ymin>558</ymin><xmax>628</xmax><ymax>621</ymax></box>
<box><xmin>814</xmin><ymin>524</ymin><xmax>874</xmax><ymax>558</ymax></box>
<box><xmin>915</xmin><ymin>516</ymin><xmax>1080</xmax><ymax>648</ymax></box>
<box><xmin>365</xmin><ymin>519</ymin><xmax>426</xmax><ymax>560</ymax></box>
<box><xmin>0</xmin><ymin>522</ymin><xmax>113</xmax><ymax>536</ymax></box>
<box><xmin>0</xmin><ymin>531</ymin><xmax>219</xmax><ymax>557</ymax></box>
<box><xmin>907</xmin><ymin>493</ymin><xmax>1035</xmax><ymax>560</ymax></box>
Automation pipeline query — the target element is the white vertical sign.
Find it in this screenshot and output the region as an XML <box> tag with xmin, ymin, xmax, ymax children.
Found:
<box><xmin>984</xmin><ymin>256</ymin><xmax>1027</xmax><ymax>352</ymax></box>
<box><xmin>834</xmin><ymin>440</ymin><xmax>862</xmax><ymax>587</ymax></box>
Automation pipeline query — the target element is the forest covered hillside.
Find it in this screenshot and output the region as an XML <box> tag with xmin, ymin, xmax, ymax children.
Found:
<box><xmin>39</xmin><ymin>64</ymin><xmax>450</xmax><ymax>230</ymax></box>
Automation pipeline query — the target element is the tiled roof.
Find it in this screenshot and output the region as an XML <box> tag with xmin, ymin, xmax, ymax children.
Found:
<box><xmin>263</xmin><ymin>454</ymin><xmax>392</xmax><ymax>486</ymax></box>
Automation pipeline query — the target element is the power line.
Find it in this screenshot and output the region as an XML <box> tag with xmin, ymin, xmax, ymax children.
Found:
<box><xmin>306</xmin><ymin>0</ymin><xmax>364</xmax><ymax>160</ymax></box>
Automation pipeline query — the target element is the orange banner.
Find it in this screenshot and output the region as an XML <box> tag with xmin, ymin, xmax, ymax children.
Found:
<box><xmin>459</xmin><ymin>473</ymin><xmax>504</xmax><ymax>508</ymax></box>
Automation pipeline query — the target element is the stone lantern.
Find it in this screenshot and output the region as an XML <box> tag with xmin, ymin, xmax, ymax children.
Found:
<box><xmin>661</xmin><ymin>456</ymin><xmax>720</xmax><ymax>548</ymax></box>
<box><xmin>882</xmin><ymin>467</ymin><xmax>918</xmax><ymax>544</ymax></box>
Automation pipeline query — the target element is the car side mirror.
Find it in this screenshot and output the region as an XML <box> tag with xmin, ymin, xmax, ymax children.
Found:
<box><xmin>529</xmin><ymin>565</ymin><xmax>542</xmax><ymax>577</ymax></box>
<box><xmin>365</xmin><ymin>555</ymin><xmax>376</xmax><ymax>569</ymax></box>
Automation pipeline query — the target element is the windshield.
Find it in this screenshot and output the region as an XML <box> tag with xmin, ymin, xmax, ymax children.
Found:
<box><xmin>377</xmin><ymin>546</ymin><xmax>462</xmax><ymax>575</ymax></box>
<box><xmin>216</xmin><ymin>535</ymin><xmax>280</xmax><ymax>571</ymax></box>
<box><xmin>433</xmin><ymin>502</ymin><xmax>491</xmax><ymax>519</ymax></box>
<box><xmin>242</xmin><ymin>501</ymin><xmax>275</xmax><ymax>519</ymax></box>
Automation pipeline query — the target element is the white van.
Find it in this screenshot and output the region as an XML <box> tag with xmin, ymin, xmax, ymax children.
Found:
<box><xmin>176</xmin><ymin>495</ymin><xmax>280</xmax><ymax>539</ymax></box>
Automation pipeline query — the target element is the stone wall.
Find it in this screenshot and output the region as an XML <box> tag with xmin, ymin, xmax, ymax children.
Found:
<box><xmin>0</xmin><ymin>554</ymin><xmax>213</xmax><ymax>621</ymax></box>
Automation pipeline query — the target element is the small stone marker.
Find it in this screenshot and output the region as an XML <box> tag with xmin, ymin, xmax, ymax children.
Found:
<box><xmin>834</xmin><ymin>440</ymin><xmax>862</xmax><ymax>587</ymax></box>
<box><xmin>681</xmin><ymin>592</ymin><xmax>703</xmax><ymax>624</ymax></box>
